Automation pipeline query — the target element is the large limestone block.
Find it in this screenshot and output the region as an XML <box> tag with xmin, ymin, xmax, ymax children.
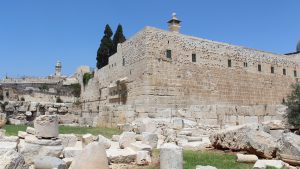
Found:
<box><xmin>160</xmin><ymin>143</ymin><xmax>183</xmax><ymax>169</ymax></box>
<box><xmin>253</xmin><ymin>160</ymin><xmax>285</xmax><ymax>169</ymax></box>
<box><xmin>119</xmin><ymin>132</ymin><xmax>135</xmax><ymax>149</ymax></box>
<box><xmin>210</xmin><ymin>124</ymin><xmax>277</xmax><ymax>158</ymax></box>
<box><xmin>0</xmin><ymin>136</ymin><xmax>19</xmax><ymax>155</ymax></box>
<box><xmin>69</xmin><ymin>142</ymin><xmax>109</xmax><ymax>169</ymax></box>
<box><xmin>236</xmin><ymin>153</ymin><xmax>258</xmax><ymax>163</ymax></box>
<box><xmin>262</xmin><ymin>120</ymin><xmax>285</xmax><ymax>130</ymax></box>
<box><xmin>277</xmin><ymin>133</ymin><xmax>300</xmax><ymax>165</ymax></box>
<box><xmin>26</xmin><ymin>127</ymin><xmax>35</xmax><ymax>135</ymax></box>
<box><xmin>34</xmin><ymin>115</ymin><xmax>59</xmax><ymax>138</ymax></box>
<box><xmin>34</xmin><ymin>156</ymin><xmax>67</xmax><ymax>169</ymax></box>
<box><xmin>29</xmin><ymin>102</ymin><xmax>39</xmax><ymax>112</ymax></box>
<box><xmin>97</xmin><ymin>134</ymin><xmax>111</xmax><ymax>149</ymax></box>
<box><xmin>106</xmin><ymin>148</ymin><xmax>136</xmax><ymax>163</ymax></box>
<box><xmin>142</xmin><ymin>132</ymin><xmax>158</xmax><ymax>149</ymax></box>
<box><xmin>0</xmin><ymin>150</ymin><xmax>28</xmax><ymax>169</ymax></box>
<box><xmin>18</xmin><ymin>136</ymin><xmax>63</xmax><ymax>164</ymax></box>
<box><xmin>58</xmin><ymin>134</ymin><xmax>77</xmax><ymax>147</ymax></box>
<box><xmin>129</xmin><ymin>142</ymin><xmax>152</xmax><ymax>152</ymax></box>
<box><xmin>132</xmin><ymin>118</ymin><xmax>157</xmax><ymax>134</ymax></box>
<box><xmin>136</xmin><ymin>150</ymin><xmax>151</xmax><ymax>166</ymax></box>
<box><xmin>82</xmin><ymin>133</ymin><xmax>94</xmax><ymax>146</ymax></box>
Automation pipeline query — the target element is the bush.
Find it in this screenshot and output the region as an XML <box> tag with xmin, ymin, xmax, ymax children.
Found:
<box><xmin>83</xmin><ymin>73</ymin><xmax>94</xmax><ymax>86</ymax></box>
<box><xmin>284</xmin><ymin>83</ymin><xmax>300</xmax><ymax>127</ymax></box>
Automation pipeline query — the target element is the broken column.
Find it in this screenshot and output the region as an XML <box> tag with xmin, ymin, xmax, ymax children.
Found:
<box><xmin>34</xmin><ymin>115</ymin><xmax>59</xmax><ymax>138</ymax></box>
<box><xmin>160</xmin><ymin>143</ymin><xmax>183</xmax><ymax>169</ymax></box>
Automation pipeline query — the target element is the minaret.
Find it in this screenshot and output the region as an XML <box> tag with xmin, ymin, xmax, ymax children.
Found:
<box><xmin>167</xmin><ymin>13</ymin><xmax>181</xmax><ymax>33</ymax></box>
<box><xmin>297</xmin><ymin>40</ymin><xmax>300</xmax><ymax>53</ymax></box>
<box><xmin>54</xmin><ymin>61</ymin><xmax>62</xmax><ymax>77</ymax></box>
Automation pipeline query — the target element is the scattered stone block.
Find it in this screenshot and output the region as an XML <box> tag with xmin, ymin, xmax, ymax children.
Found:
<box><xmin>142</xmin><ymin>132</ymin><xmax>158</xmax><ymax>149</ymax></box>
<box><xmin>196</xmin><ymin>165</ymin><xmax>217</xmax><ymax>169</ymax></box>
<box><xmin>82</xmin><ymin>133</ymin><xmax>94</xmax><ymax>146</ymax></box>
<box><xmin>119</xmin><ymin>132</ymin><xmax>135</xmax><ymax>149</ymax></box>
<box><xmin>34</xmin><ymin>156</ymin><xmax>67</xmax><ymax>169</ymax></box>
<box><xmin>97</xmin><ymin>134</ymin><xmax>111</xmax><ymax>149</ymax></box>
<box><xmin>236</xmin><ymin>153</ymin><xmax>258</xmax><ymax>163</ymax></box>
<box><xmin>136</xmin><ymin>150</ymin><xmax>151</xmax><ymax>166</ymax></box>
<box><xmin>58</xmin><ymin>134</ymin><xmax>78</xmax><ymax>147</ymax></box>
<box><xmin>253</xmin><ymin>160</ymin><xmax>285</xmax><ymax>169</ymax></box>
<box><xmin>0</xmin><ymin>150</ymin><xmax>28</xmax><ymax>169</ymax></box>
<box><xmin>62</xmin><ymin>158</ymin><xmax>73</xmax><ymax>168</ymax></box>
<box><xmin>112</xmin><ymin>135</ymin><xmax>120</xmax><ymax>142</ymax></box>
<box><xmin>129</xmin><ymin>142</ymin><xmax>152</xmax><ymax>152</ymax></box>
<box><xmin>18</xmin><ymin>131</ymin><xmax>28</xmax><ymax>139</ymax></box>
<box><xmin>34</xmin><ymin>115</ymin><xmax>59</xmax><ymax>138</ymax></box>
<box><xmin>63</xmin><ymin>147</ymin><xmax>82</xmax><ymax>158</ymax></box>
<box><xmin>106</xmin><ymin>148</ymin><xmax>136</xmax><ymax>163</ymax></box>
<box><xmin>160</xmin><ymin>143</ymin><xmax>183</xmax><ymax>169</ymax></box>
<box><xmin>26</xmin><ymin>127</ymin><xmax>35</xmax><ymax>135</ymax></box>
<box><xmin>277</xmin><ymin>132</ymin><xmax>300</xmax><ymax>165</ymax></box>
<box><xmin>69</xmin><ymin>142</ymin><xmax>109</xmax><ymax>169</ymax></box>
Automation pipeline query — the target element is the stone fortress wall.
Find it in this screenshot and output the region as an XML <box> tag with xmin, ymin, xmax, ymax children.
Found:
<box><xmin>82</xmin><ymin>25</ymin><xmax>300</xmax><ymax>127</ymax></box>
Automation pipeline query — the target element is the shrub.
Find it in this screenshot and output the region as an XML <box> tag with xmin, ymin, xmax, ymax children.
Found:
<box><xmin>83</xmin><ymin>73</ymin><xmax>94</xmax><ymax>86</ymax></box>
<box><xmin>284</xmin><ymin>83</ymin><xmax>300</xmax><ymax>127</ymax></box>
<box><xmin>39</xmin><ymin>84</ymin><xmax>49</xmax><ymax>92</ymax></box>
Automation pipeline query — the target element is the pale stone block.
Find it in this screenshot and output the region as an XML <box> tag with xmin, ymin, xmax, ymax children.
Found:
<box><xmin>160</xmin><ymin>143</ymin><xmax>183</xmax><ymax>169</ymax></box>
<box><xmin>136</xmin><ymin>150</ymin><xmax>151</xmax><ymax>166</ymax></box>
<box><xmin>236</xmin><ymin>153</ymin><xmax>258</xmax><ymax>163</ymax></box>
<box><xmin>34</xmin><ymin>115</ymin><xmax>59</xmax><ymax>138</ymax></box>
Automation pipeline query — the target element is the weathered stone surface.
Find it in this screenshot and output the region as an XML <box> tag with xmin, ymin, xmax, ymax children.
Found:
<box><xmin>29</xmin><ymin>102</ymin><xmax>38</xmax><ymax>112</ymax></box>
<box><xmin>236</xmin><ymin>153</ymin><xmax>258</xmax><ymax>163</ymax></box>
<box><xmin>62</xmin><ymin>158</ymin><xmax>73</xmax><ymax>168</ymax></box>
<box><xmin>142</xmin><ymin>132</ymin><xmax>158</xmax><ymax>149</ymax></box>
<box><xmin>136</xmin><ymin>150</ymin><xmax>151</xmax><ymax>166</ymax></box>
<box><xmin>0</xmin><ymin>136</ymin><xmax>19</xmax><ymax>155</ymax></box>
<box><xmin>0</xmin><ymin>113</ymin><xmax>7</xmax><ymax>128</ymax></box>
<box><xmin>25</xmin><ymin>127</ymin><xmax>35</xmax><ymax>135</ymax></box>
<box><xmin>210</xmin><ymin>124</ymin><xmax>277</xmax><ymax>158</ymax></box>
<box><xmin>253</xmin><ymin>160</ymin><xmax>285</xmax><ymax>169</ymax></box>
<box><xmin>277</xmin><ymin>132</ymin><xmax>300</xmax><ymax>165</ymax></box>
<box><xmin>129</xmin><ymin>142</ymin><xmax>152</xmax><ymax>152</ymax></box>
<box><xmin>196</xmin><ymin>165</ymin><xmax>217</xmax><ymax>169</ymax></box>
<box><xmin>34</xmin><ymin>156</ymin><xmax>67</xmax><ymax>169</ymax></box>
<box><xmin>25</xmin><ymin>111</ymin><xmax>32</xmax><ymax>117</ymax></box>
<box><xmin>119</xmin><ymin>132</ymin><xmax>136</xmax><ymax>149</ymax></box>
<box><xmin>63</xmin><ymin>147</ymin><xmax>82</xmax><ymax>158</ymax></box>
<box><xmin>160</xmin><ymin>143</ymin><xmax>183</xmax><ymax>169</ymax></box>
<box><xmin>0</xmin><ymin>150</ymin><xmax>28</xmax><ymax>169</ymax></box>
<box><xmin>112</xmin><ymin>135</ymin><xmax>120</xmax><ymax>142</ymax></box>
<box><xmin>269</xmin><ymin>130</ymin><xmax>284</xmax><ymax>140</ymax></box>
<box><xmin>34</xmin><ymin>115</ymin><xmax>59</xmax><ymax>138</ymax></box>
<box><xmin>97</xmin><ymin>134</ymin><xmax>111</xmax><ymax>149</ymax></box>
<box><xmin>82</xmin><ymin>133</ymin><xmax>94</xmax><ymax>146</ymax></box>
<box><xmin>262</xmin><ymin>120</ymin><xmax>285</xmax><ymax>130</ymax></box>
<box><xmin>18</xmin><ymin>131</ymin><xmax>28</xmax><ymax>139</ymax></box>
<box><xmin>106</xmin><ymin>148</ymin><xmax>136</xmax><ymax>163</ymax></box>
<box><xmin>18</xmin><ymin>137</ymin><xmax>63</xmax><ymax>164</ymax></box>
<box><xmin>132</xmin><ymin>118</ymin><xmax>157</xmax><ymax>134</ymax></box>
<box><xmin>69</xmin><ymin>142</ymin><xmax>109</xmax><ymax>169</ymax></box>
<box><xmin>58</xmin><ymin>134</ymin><xmax>77</xmax><ymax>147</ymax></box>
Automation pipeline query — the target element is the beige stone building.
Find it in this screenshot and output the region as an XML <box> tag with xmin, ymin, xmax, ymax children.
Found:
<box><xmin>82</xmin><ymin>14</ymin><xmax>300</xmax><ymax>127</ymax></box>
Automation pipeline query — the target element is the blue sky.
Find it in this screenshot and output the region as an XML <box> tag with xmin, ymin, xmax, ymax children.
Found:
<box><xmin>0</xmin><ymin>1</ymin><xmax>300</xmax><ymax>78</ymax></box>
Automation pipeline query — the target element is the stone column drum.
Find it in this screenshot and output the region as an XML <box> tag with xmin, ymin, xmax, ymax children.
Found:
<box><xmin>34</xmin><ymin>115</ymin><xmax>59</xmax><ymax>138</ymax></box>
<box><xmin>160</xmin><ymin>143</ymin><xmax>183</xmax><ymax>169</ymax></box>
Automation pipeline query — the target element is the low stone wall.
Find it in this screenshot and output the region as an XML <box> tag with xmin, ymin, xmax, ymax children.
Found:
<box><xmin>96</xmin><ymin>104</ymin><xmax>286</xmax><ymax>128</ymax></box>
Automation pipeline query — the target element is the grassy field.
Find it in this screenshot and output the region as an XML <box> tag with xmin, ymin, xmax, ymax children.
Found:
<box><xmin>145</xmin><ymin>149</ymin><xmax>254</xmax><ymax>169</ymax></box>
<box><xmin>4</xmin><ymin>124</ymin><xmax>122</xmax><ymax>138</ymax></box>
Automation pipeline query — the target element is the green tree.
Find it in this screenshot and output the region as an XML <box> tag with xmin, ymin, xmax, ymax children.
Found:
<box><xmin>96</xmin><ymin>24</ymin><xmax>113</xmax><ymax>69</ymax></box>
<box><xmin>284</xmin><ymin>83</ymin><xmax>300</xmax><ymax>127</ymax></box>
<box><xmin>112</xmin><ymin>24</ymin><xmax>126</xmax><ymax>55</ymax></box>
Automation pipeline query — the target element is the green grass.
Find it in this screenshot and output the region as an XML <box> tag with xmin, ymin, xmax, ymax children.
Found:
<box><xmin>183</xmin><ymin>150</ymin><xmax>253</xmax><ymax>169</ymax></box>
<box><xmin>4</xmin><ymin>124</ymin><xmax>122</xmax><ymax>138</ymax></box>
<box><xmin>146</xmin><ymin>150</ymin><xmax>254</xmax><ymax>169</ymax></box>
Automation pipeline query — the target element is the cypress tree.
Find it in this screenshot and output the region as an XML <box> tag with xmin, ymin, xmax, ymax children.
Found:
<box><xmin>96</xmin><ymin>24</ymin><xmax>113</xmax><ymax>69</ymax></box>
<box><xmin>112</xmin><ymin>24</ymin><xmax>126</xmax><ymax>55</ymax></box>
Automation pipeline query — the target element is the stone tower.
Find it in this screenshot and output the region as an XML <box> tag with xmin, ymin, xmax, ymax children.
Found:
<box><xmin>54</xmin><ymin>61</ymin><xmax>62</xmax><ymax>77</ymax></box>
<box><xmin>297</xmin><ymin>40</ymin><xmax>300</xmax><ymax>52</ymax></box>
<box><xmin>167</xmin><ymin>13</ymin><xmax>181</xmax><ymax>33</ymax></box>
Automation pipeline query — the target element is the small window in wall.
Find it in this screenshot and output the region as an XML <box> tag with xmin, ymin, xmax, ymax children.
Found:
<box><xmin>283</xmin><ymin>68</ymin><xmax>286</xmax><ymax>75</ymax></box>
<box><xmin>166</xmin><ymin>50</ymin><xmax>172</xmax><ymax>59</ymax></box>
<box><xmin>192</xmin><ymin>54</ymin><xmax>196</xmax><ymax>62</ymax></box>
<box><xmin>122</xmin><ymin>58</ymin><xmax>125</xmax><ymax>66</ymax></box>
<box><xmin>258</xmin><ymin>64</ymin><xmax>262</xmax><ymax>72</ymax></box>
<box><xmin>243</xmin><ymin>62</ymin><xmax>248</xmax><ymax>67</ymax></box>
<box><xmin>294</xmin><ymin>70</ymin><xmax>297</xmax><ymax>77</ymax></box>
<box><xmin>228</xmin><ymin>59</ymin><xmax>232</xmax><ymax>67</ymax></box>
<box><xmin>271</xmin><ymin>66</ymin><xmax>274</xmax><ymax>74</ymax></box>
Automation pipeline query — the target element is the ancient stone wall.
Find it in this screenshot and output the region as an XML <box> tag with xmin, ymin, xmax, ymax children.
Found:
<box><xmin>82</xmin><ymin>26</ymin><xmax>299</xmax><ymax>127</ymax></box>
